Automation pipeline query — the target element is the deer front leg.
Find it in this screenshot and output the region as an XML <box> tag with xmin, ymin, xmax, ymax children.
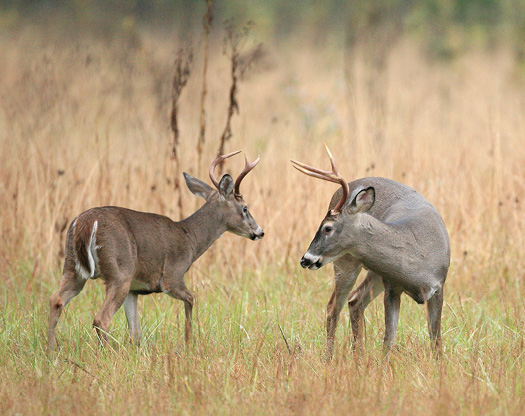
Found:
<box><xmin>383</xmin><ymin>281</ymin><xmax>401</xmax><ymax>356</ymax></box>
<box><xmin>348</xmin><ymin>271</ymin><xmax>384</xmax><ymax>348</ymax></box>
<box><xmin>326</xmin><ymin>256</ymin><xmax>362</xmax><ymax>359</ymax></box>
<box><xmin>161</xmin><ymin>273</ymin><xmax>194</xmax><ymax>344</ymax></box>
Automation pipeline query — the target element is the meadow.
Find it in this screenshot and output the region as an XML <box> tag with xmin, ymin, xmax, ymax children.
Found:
<box><xmin>0</xmin><ymin>20</ymin><xmax>524</xmax><ymax>415</ymax></box>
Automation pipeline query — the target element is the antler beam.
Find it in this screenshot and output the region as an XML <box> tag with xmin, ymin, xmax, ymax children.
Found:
<box><xmin>209</xmin><ymin>150</ymin><xmax>241</xmax><ymax>188</ymax></box>
<box><xmin>234</xmin><ymin>155</ymin><xmax>260</xmax><ymax>199</ymax></box>
<box><xmin>291</xmin><ymin>144</ymin><xmax>349</xmax><ymax>214</ymax></box>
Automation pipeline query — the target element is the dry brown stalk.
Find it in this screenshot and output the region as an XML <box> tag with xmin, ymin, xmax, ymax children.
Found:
<box><xmin>196</xmin><ymin>0</ymin><xmax>213</xmax><ymax>177</ymax></box>
<box><xmin>170</xmin><ymin>47</ymin><xmax>193</xmax><ymax>220</ymax></box>
<box><xmin>64</xmin><ymin>359</ymin><xmax>102</xmax><ymax>385</ymax></box>
<box><xmin>217</xmin><ymin>20</ymin><xmax>262</xmax><ymax>175</ymax></box>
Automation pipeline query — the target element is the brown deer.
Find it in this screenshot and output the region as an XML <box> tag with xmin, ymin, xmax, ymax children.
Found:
<box><xmin>292</xmin><ymin>145</ymin><xmax>450</xmax><ymax>358</ymax></box>
<box><xmin>47</xmin><ymin>151</ymin><xmax>264</xmax><ymax>351</ymax></box>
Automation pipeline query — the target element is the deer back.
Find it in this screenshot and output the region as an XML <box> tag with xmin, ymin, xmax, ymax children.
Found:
<box><xmin>67</xmin><ymin>206</ymin><xmax>191</xmax><ymax>284</ymax></box>
<box><xmin>327</xmin><ymin>177</ymin><xmax>450</xmax><ymax>296</ymax></box>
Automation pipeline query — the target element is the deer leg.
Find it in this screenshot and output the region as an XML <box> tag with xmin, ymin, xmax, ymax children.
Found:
<box><xmin>183</xmin><ymin>297</ymin><xmax>193</xmax><ymax>344</ymax></box>
<box><xmin>47</xmin><ymin>270</ymin><xmax>87</xmax><ymax>353</ymax></box>
<box><xmin>162</xmin><ymin>276</ymin><xmax>194</xmax><ymax>344</ymax></box>
<box><xmin>383</xmin><ymin>281</ymin><xmax>401</xmax><ymax>355</ymax></box>
<box><xmin>427</xmin><ymin>286</ymin><xmax>443</xmax><ymax>356</ymax></box>
<box><xmin>348</xmin><ymin>271</ymin><xmax>384</xmax><ymax>347</ymax></box>
<box><xmin>124</xmin><ymin>293</ymin><xmax>141</xmax><ymax>345</ymax></box>
<box><xmin>326</xmin><ymin>255</ymin><xmax>362</xmax><ymax>359</ymax></box>
<box><xmin>93</xmin><ymin>277</ymin><xmax>131</xmax><ymax>345</ymax></box>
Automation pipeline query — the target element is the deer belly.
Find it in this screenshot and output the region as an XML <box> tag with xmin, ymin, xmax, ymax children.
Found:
<box><xmin>404</xmin><ymin>285</ymin><xmax>440</xmax><ymax>304</ymax></box>
<box><xmin>382</xmin><ymin>270</ymin><xmax>442</xmax><ymax>304</ymax></box>
<box><xmin>130</xmin><ymin>279</ymin><xmax>160</xmax><ymax>293</ymax></box>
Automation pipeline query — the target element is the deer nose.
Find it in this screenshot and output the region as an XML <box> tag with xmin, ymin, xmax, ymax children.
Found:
<box><xmin>300</xmin><ymin>256</ymin><xmax>311</xmax><ymax>268</ymax></box>
<box><xmin>251</xmin><ymin>227</ymin><xmax>264</xmax><ymax>240</ymax></box>
<box><xmin>301</xmin><ymin>253</ymin><xmax>322</xmax><ymax>269</ymax></box>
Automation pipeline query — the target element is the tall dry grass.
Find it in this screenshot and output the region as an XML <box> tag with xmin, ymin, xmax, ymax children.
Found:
<box><xmin>0</xmin><ymin>23</ymin><xmax>524</xmax><ymax>415</ymax></box>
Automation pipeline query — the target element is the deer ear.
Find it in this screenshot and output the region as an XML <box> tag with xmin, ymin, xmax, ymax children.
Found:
<box><xmin>218</xmin><ymin>174</ymin><xmax>235</xmax><ymax>199</ymax></box>
<box><xmin>348</xmin><ymin>186</ymin><xmax>375</xmax><ymax>213</ymax></box>
<box><xmin>183</xmin><ymin>172</ymin><xmax>214</xmax><ymax>200</ymax></box>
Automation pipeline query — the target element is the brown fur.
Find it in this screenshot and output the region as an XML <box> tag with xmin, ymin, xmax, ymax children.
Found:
<box><xmin>73</xmin><ymin>213</ymin><xmax>97</xmax><ymax>277</ymax></box>
<box><xmin>47</xmin><ymin>172</ymin><xmax>263</xmax><ymax>352</ymax></box>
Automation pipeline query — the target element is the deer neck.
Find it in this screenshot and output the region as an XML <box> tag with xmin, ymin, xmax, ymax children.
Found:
<box><xmin>179</xmin><ymin>200</ymin><xmax>228</xmax><ymax>262</ymax></box>
<box><xmin>347</xmin><ymin>214</ymin><xmax>416</xmax><ymax>276</ymax></box>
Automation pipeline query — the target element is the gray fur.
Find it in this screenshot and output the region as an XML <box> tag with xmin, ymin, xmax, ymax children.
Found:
<box><xmin>301</xmin><ymin>177</ymin><xmax>450</xmax><ymax>358</ymax></box>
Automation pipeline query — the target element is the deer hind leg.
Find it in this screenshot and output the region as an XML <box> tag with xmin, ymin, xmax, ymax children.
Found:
<box><xmin>348</xmin><ymin>271</ymin><xmax>384</xmax><ymax>348</ymax></box>
<box><xmin>93</xmin><ymin>275</ymin><xmax>131</xmax><ymax>345</ymax></box>
<box><xmin>426</xmin><ymin>286</ymin><xmax>444</xmax><ymax>356</ymax></box>
<box><xmin>326</xmin><ymin>255</ymin><xmax>362</xmax><ymax>359</ymax></box>
<box><xmin>161</xmin><ymin>276</ymin><xmax>194</xmax><ymax>344</ymax></box>
<box><xmin>124</xmin><ymin>293</ymin><xmax>141</xmax><ymax>345</ymax></box>
<box><xmin>47</xmin><ymin>269</ymin><xmax>87</xmax><ymax>353</ymax></box>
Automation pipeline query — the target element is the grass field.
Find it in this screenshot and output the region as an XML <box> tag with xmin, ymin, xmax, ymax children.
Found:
<box><xmin>0</xmin><ymin>21</ymin><xmax>524</xmax><ymax>415</ymax></box>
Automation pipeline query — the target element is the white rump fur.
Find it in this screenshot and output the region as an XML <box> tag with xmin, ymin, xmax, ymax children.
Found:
<box><xmin>74</xmin><ymin>220</ymin><xmax>99</xmax><ymax>280</ymax></box>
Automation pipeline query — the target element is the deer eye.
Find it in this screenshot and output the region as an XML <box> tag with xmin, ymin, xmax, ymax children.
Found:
<box><xmin>324</xmin><ymin>225</ymin><xmax>333</xmax><ymax>234</ymax></box>
<box><xmin>243</xmin><ymin>206</ymin><xmax>248</xmax><ymax>213</ymax></box>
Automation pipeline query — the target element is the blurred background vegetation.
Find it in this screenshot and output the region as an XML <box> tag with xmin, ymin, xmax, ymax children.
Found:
<box><xmin>0</xmin><ymin>0</ymin><xmax>523</xmax><ymax>63</ymax></box>
<box><xmin>0</xmin><ymin>3</ymin><xmax>523</xmax><ymax>414</ymax></box>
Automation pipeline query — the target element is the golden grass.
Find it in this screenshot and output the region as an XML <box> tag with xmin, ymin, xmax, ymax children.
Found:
<box><xmin>0</xmin><ymin>23</ymin><xmax>524</xmax><ymax>415</ymax></box>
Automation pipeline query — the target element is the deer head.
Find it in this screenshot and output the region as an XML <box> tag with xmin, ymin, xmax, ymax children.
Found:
<box><xmin>183</xmin><ymin>151</ymin><xmax>264</xmax><ymax>240</ymax></box>
<box><xmin>291</xmin><ymin>144</ymin><xmax>375</xmax><ymax>269</ymax></box>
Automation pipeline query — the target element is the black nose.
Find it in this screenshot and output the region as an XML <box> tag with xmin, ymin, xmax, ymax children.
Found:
<box><xmin>300</xmin><ymin>256</ymin><xmax>311</xmax><ymax>268</ymax></box>
<box><xmin>251</xmin><ymin>230</ymin><xmax>265</xmax><ymax>240</ymax></box>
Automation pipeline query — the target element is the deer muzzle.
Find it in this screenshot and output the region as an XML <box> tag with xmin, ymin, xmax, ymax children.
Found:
<box><xmin>300</xmin><ymin>253</ymin><xmax>323</xmax><ymax>270</ymax></box>
<box><xmin>251</xmin><ymin>226</ymin><xmax>265</xmax><ymax>241</ymax></box>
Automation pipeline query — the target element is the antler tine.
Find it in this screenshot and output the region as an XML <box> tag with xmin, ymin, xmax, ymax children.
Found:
<box><xmin>209</xmin><ymin>150</ymin><xmax>242</xmax><ymax>188</ymax></box>
<box><xmin>290</xmin><ymin>159</ymin><xmax>341</xmax><ymax>183</ymax></box>
<box><xmin>322</xmin><ymin>144</ymin><xmax>349</xmax><ymax>214</ymax></box>
<box><xmin>290</xmin><ymin>162</ymin><xmax>341</xmax><ymax>184</ymax></box>
<box><xmin>324</xmin><ymin>143</ymin><xmax>338</xmax><ymax>172</ymax></box>
<box><xmin>291</xmin><ymin>144</ymin><xmax>350</xmax><ymax>215</ymax></box>
<box><xmin>234</xmin><ymin>154</ymin><xmax>260</xmax><ymax>198</ymax></box>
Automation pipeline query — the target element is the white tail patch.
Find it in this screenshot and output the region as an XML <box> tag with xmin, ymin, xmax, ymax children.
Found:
<box><xmin>75</xmin><ymin>220</ymin><xmax>100</xmax><ymax>280</ymax></box>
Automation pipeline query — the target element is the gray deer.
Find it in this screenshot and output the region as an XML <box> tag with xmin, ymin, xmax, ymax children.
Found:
<box><xmin>292</xmin><ymin>145</ymin><xmax>450</xmax><ymax>358</ymax></box>
<box><xmin>47</xmin><ymin>151</ymin><xmax>264</xmax><ymax>351</ymax></box>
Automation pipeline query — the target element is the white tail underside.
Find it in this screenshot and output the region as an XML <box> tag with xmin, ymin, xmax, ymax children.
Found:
<box><xmin>75</xmin><ymin>220</ymin><xmax>99</xmax><ymax>280</ymax></box>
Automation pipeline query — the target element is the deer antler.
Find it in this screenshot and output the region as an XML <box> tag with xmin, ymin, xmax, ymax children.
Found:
<box><xmin>209</xmin><ymin>150</ymin><xmax>242</xmax><ymax>188</ymax></box>
<box><xmin>291</xmin><ymin>144</ymin><xmax>349</xmax><ymax>215</ymax></box>
<box><xmin>234</xmin><ymin>155</ymin><xmax>260</xmax><ymax>199</ymax></box>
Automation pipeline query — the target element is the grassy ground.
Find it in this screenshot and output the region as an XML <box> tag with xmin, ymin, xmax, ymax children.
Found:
<box><xmin>1</xmin><ymin>264</ymin><xmax>523</xmax><ymax>414</ymax></box>
<box><xmin>0</xmin><ymin>22</ymin><xmax>524</xmax><ymax>415</ymax></box>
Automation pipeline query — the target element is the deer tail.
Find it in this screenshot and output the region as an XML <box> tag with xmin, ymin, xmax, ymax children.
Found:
<box><xmin>73</xmin><ymin>217</ymin><xmax>99</xmax><ymax>280</ymax></box>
